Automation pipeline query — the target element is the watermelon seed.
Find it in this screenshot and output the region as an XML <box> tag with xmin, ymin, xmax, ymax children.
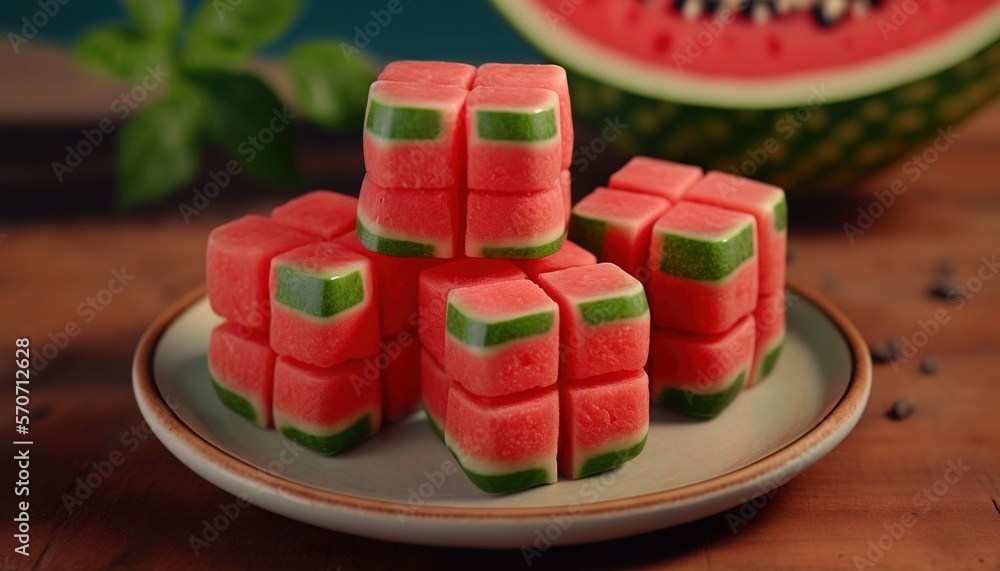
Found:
<box><xmin>888</xmin><ymin>398</ymin><xmax>914</xmax><ymax>420</ymax></box>
<box><xmin>919</xmin><ymin>354</ymin><xmax>939</xmax><ymax>375</ymax></box>
<box><xmin>870</xmin><ymin>342</ymin><xmax>901</xmax><ymax>364</ymax></box>
<box><xmin>927</xmin><ymin>277</ymin><xmax>958</xmax><ymax>301</ymax></box>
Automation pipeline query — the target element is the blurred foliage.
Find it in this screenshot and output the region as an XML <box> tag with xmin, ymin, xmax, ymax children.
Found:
<box><xmin>73</xmin><ymin>0</ymin><xmax>377</xmax><ymax>208</ymax></box>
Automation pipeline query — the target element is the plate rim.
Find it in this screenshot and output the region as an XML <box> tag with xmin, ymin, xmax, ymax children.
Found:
<box><xmin>133</xmin><ymin>280</ymin><xmax>871</xmax><ymax>521</ymax></box>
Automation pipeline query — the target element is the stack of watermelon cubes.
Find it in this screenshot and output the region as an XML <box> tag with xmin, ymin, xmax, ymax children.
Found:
<box><xmin>569</xmin><ymin>157</ymin><xmax>787</xmax><ymax>417</ymax></box>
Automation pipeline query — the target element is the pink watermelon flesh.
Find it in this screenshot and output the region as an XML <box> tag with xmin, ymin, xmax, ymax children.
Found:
<box><xmin>208</xmin><ymin>321</ymin><xmax>276</xmax><ymax>428</ymax></box>
<box><xmin>445</xmin><ymin>279</ymin><xmax>560</xmax><ymax>397</ymax></box>
<box><xmin>539</xmin><ymin>263</ymin><xmax>649</xmax><ymax>379</ymax></box>
<box><xmin>273</xmin><ymin>356</ymin><xmax>382</xmax><ymax>455</ymax></box>
<box><xmin>608</xmin><ymin>157</ymin><xmax>702</xmax><ymax>202</ymax></box>
<box><xmin>751</xmin><ymin>289</ymin><xmax>786</xmax><ymax>387</ymax></box>
<box><xmin>207</xmin><ymin>215</ymin><xmax>314</xmax><ymax>332</ymax></box>
<box><xmin>357</xmin><ymin>174</ymin><xmax>462</xmax><ymax>258</ymax></box>
<box><xmin>649</xmin><ymin>315</ymin><xmax>755</xmax><ymax>417</ymax></box>
<box><xmin>647</xmin><ymin>202</ymin><xmax>758</xmax><ymax>333</ymax></box>
<box><xmin>364</xmin><ymin>81</ymin><xmax>468</xmax><ymax>190</ymax></box>
<box><xmin>466</xmin><ymin>185</ymin><xmax>565</xmax><ymax>259</ymax></box>
<box><xmin>418</xmin><ymin>258</ymin><xmax>527</xmax><ymax>363</ymax></box>
<box><xmin>685</xmin><ymin>171</ymin><xmax>787</xmax><ymax>294</ymax></box>
<box><xmin>378</xmin><ymin>60</ymin><xmax>477</xmax><ymax>89</ymax></box>
<box><xmin>466</xmin><ymin>85</ymin><xmax>561</xmax><ymax>192</ymax></box>
<box><xmin>445</xmin><ymin>382</ymin><xmax>558</xmax><ymax>493</ymax></box>
<box><xmin>334</xmin><ymin>232</ymin><xmax>443</xmax><ymax>337</ymax></box>
<box><xmin>560</xmin><ymin>170</ymin><xmax>571</xmax><ymax>227</ymax></box>
<box><xmin>474</xmin><ymin>63</ymin><xmax>573</xmax><ymax>169</ymax></box>
<box><xmin>421</xmin><ymin>348</ymin><xmax>452</xmax><ymax>440</ymax></box>
<box><xmin>569</xmin><ymin>187</ymin><xmax>669</xmax><ymax>278</ymax></box>
<box><xmin>514</xmin><ymin>239</ymin><xmax>596</xmax><ymax>281</ymax></box>
<box><xmin>268</xmin><ymin>242</ymin><xmax>381</xmax><ymax>368</ymax></box>
<box><xmin>558</xmin><ymin>369</ymin><xmax>649</xmax><ymax>479</ymax></box>
<box><xmin>271</xmin><ymin>190</ymin><xmax>358</xmax><ymax>240</ymax></box>
<box><xmin>379</xmin><ymin>332</ymin><xmax>422</xmax><ymax>422</ymax></box>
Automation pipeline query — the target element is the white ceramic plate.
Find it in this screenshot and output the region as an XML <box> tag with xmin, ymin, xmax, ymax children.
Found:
<box><xmin>133</xmin><ymin>281</ymin><xmax>870</xmax><ymax>548</ymax></box>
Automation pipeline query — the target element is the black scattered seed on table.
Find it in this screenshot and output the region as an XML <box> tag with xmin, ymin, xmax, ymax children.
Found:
<box><xmin>934</xmin><ymin>259</ymin><xmax>956</xmax><ymax>277</ymax></box>
<box><xmin>920</xmin><ymin>354</ymin><xmax>940</xmax><ymax>375</ymax></box>
<box><xmin>887</xmin><ymin>340</ymin><xmax>903</xmax><ymax>360</ymax></box>
<box><xmin>928</xmin><ymin>277</ymin><xmax>957</xmax><ymax>300</ymax></box>
<box><xmin>992</xmin><ymin>497</ymin><xmax>1000</xmax><ymax>516</ymax></box>
<box><xmin>888</xmin><ymin>398</ymin><xmax>914</xmax><ymax>420</ymax></box>
<box><xmin>871</xmin><ymin>343</ymin><xmax>893</xmax><ymax>364</ymax></box>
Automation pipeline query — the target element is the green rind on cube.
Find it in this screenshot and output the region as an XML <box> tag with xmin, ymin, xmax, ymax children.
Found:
<box><xmin>274</xmin><ymin>265</ymin><xmax>364</xmax><ymax>318</ymax></box>
<box><xmin>481</xmin><ymin>233</ymin><xmax>564</xmax><ymax>259</ymax></box>
<box><xmin>773</xmin><ymin>194</ymin><xmax>788</xmax><ymax>232</ymax></box>
<box><xmin>449</xmin><ymin>448</ymin><xmax>553</xmax><ymax>494</ymax></box>
<box><xmin>279</xmin><ymin>415</ymin><xmax>372</xmax><ymax>456</ymax></box>
<box><xmin>356</xmin><ymin>217</ymin><xmax>436</xmax><ymax>258</ymax></box>
<box><xmin>578</xmin><ymin>290</ymin><xmax>649</xmax><ymax>326</ymax></box>
<box><xmin>424</xmin><ymin>406</ymin><xmax>445</xmax><ymax>442</ymax></box>
<box><xmin>210</xmin><ymin>377</ymin><xmax>257</xmax><ymax>423</ymax></box>
<box><xmin>656</xmin><ymin>372</ymin><xmax>747</xmax><ymax>418</ymax></box>
<box><xmin>755</xmin><ymin>338</ymin><xmax>785</xmax><ymax>384</ymax></box>
<box><xmin>447</xmin><ymin>303</ymin><xmax>554</xmax><ymax>348</ymax></box>
<box><xmin>659</xmin><ymin>223</ymin><xmax>754</xmax><ymax>281</ymax></box>
<box><xmin>365</xmin><ymin>99</ymin><xmax>442</xmax><ymax>140</ymax></box>
<box><xmin>476</xmin><ymin>108</ymin><xmax>558</xmax><ymax>142</ymax></box>
<box><xmin>578</xmin><ymin>434</ymin><xmax>647</xmax><ymax>478</ymax></box>
<box><xmin>568</xmin><ymin>213</ymin><xmax>606</xmax><ymax>260</ymax></box>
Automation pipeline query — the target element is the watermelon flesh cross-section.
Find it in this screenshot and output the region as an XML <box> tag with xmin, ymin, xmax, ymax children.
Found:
<box><xmin>474</xmin><ymin>63</ymin><xmax>573</xmax><ymax>169</ymax></box>
<box><xmin>269</xmin><ymin>242</ymin><xmax>380</xmax><ymax>368</ymax></box>
<box><xmin>271</xmin><ymin>190</ymin><xmax>358</xmax><ymax>240</ymax></box>
<box><xmin>466</xmin><ymin>85</ymin><xmax>561</xmax><ymax>192</ymax></box>
<box><xmin>378</xmin><ymin>332</ymin><xmax>422</xmax><ymax>422</ymax></box>
<box><xmin>207</xmin><ymin>322</ymin><xmax>277</xmax><ymax>428</ymax></box>
<box><xmin>647</xmin><ymin>202</ymin><xmax>758</xmax><ymax>334</ymax></box>
<box><xmin>273</xmin><ymin>356</ymin><xmax>382</xmax><ymax>455</ymax></box>
<box><xmin>514</xmin><ymin>239</ymin><xmax>596</xmax><ymax>281</ymax></box>
<box><xmin>608</xmin><ymin>157</ymin><xmax>702</xmax><ymax>202</ymax></box>
<box><xmin>445</xmin><ymin>279</ymin><xmax>559</xmax><ymax>397</ymax></box>
<box><xmin>363</xmin><ymin>80</ymin><xmax>468</xmax><ymax>189</ymax></box>
<box><xmin>421</xmin><ymin>348</ymin><xmax>451</xmax><ymax>441</ymax></box>
<box><xmin>751</xmin><ymin>289</ymin><xmax>786</xmax><ymax>387</ymax></box>
<box><xmin>356</xmin><ymin>175</ymin><xmax>461</xmax><ymax>258</ymax></box>
<box><xmin>560</xmin><ymin>170</ymin><xmax>571</xmax><ymax>227</ymax></box>
<box><xmin>445</xmin><ymin>382</ymin><xmax>558</xmax><ymax>494</ymax></box>
<box><xmin>539</xmin><ymin>263</ymin><xmax>649</xmax><ymax>380</ymax></box>
<box><xmin>378</xmin><ymin>60</ymin><xmax>477</xmax><ymax>89</ymax></box>
<box><xmin>569</xmin><ymin>187</ymin><xmax>670</xmax><ymax>279</ymax></box>
<box><xmin>465</xmin><ymin>184</ymin><xmax>564</xmax><ymax>259</ymax></box>
<box><xmin>685</xmin><ymin>171</ymin><xmax>788</xmax><ymax>294</ymax></box>
<box><xmin>207</xmin><ymin>215</ymin><xmax>314</xmax><ymax>332</ymax></box>
<box><xmin>418</xmin><ymin>258</ymin><xmax>527</xmax><ymax>363</ymax></box>
<box><xmin>649</xmin><ymin>316</ymin><xmax>755</xmax><ymax>418</ymax></box>
<box><xmin>558</xmin><ymin>369</ymin><xmax>649</xmax><ymax>479</ymax></box>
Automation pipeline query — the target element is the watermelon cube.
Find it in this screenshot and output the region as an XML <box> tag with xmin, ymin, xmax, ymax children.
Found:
<box><xmin>514</xmin><ymin>239</ymin><xmax>597</xmax><ymax>281</ymax></box>
<box><xmin>569</xmin><ymin>187</ymin><xmax>670</xmax><ymax>278</ymax></box>
<box><xmin>558</xmin><ymin>370</ymin><xmax>649</xmax><ymax>479</ymax></box>
<box><xmin>465</xmin><ymin>183</ymin><xmax>565</xmax><ymax>259</ymax></box>
<box><xmin>273</xmin><ymin>356</ymin><xmax>382</xmax><ymax>455</ymax></box>
<box><xmin>560</xmin><ymin>170</ymin><xmax>571</xmax><ymax>227</ymax></box>
<box><xmin>608</xmin><ymin>157</ymin><xmax>703</xmax><ymax>202</ymax></box>
<box><xmin>421</xmin><ymin>348</ymin><xmax>451</xmax><ymax>440</ymax></box>
<box><xmin>473</xmin><ymin>63</ymin><xmax>573</xmax><ymax>169</ymax></box>
<box><xmin>269</xmin><ymin>242</ymin><xmax>380</xmax><ymax>367</ymax></box>
<box><xmin>649</xmin><ymin>316</ymin><xmax>755</xmax><ymax>417</ymax></box>
<box><xmin>379</xmin><ymin>332</ymin><xmax>422</xmax><ymax>422</ymax></box>
<box><xmin>334</xmin><ymin>231</ymin><xmax>442</xmax><ymax>337</ymax></box>
<box><xmin>357</xmin><ymin>175</ymin><xmax>461</xmax><ymax>258</ymax></box>
<box><xmin>466</xmin><ymin>85</ymin><xmax>561</xmax><ymax>192</ymax></box>
<box><xmin>751</xmin><ymin>289</ymin><xmax>786</xmax><ymax>387</ymax></box>
<box><xmin>363</xmin><ymin>81</ymin><xmax>468</xmax><ymax>189</ymax></box>
<box><xmin>378</xmin><ymin>60</ymin><xmax>477</xmax><ymax>89</ymax></box>
<box><xmin>207</xmin><ymin>322</ymin><xmax>276</xmax><ymax>428</ymax></box>
<box><xmin>445</xmin><ymin>280</ymin><xmax>559</xmax><ymax>397</ymax></box>
<box><xmin>271</xmin><ymin>190</ymin><xmax>358</xmax><ymax>240</ymax></box>
<box><xmin>206</xmin><ymin>215</ymin><xmax>314</xmax><ymax>331</ymax></box>
<box><xmin>445</xmin><ymin>383</ymin><xmax>559</xmax><ymax>494</ymax></box>
<box><xmin>647</xmin><ymin>202</ymin><xmax>758</xmax><ymax>334</ymax></box>
<box><xmin>685</xmin><ymin>171</ymin><xmax>788</xmax><ymax>294</ymax></box>
<box><xmin>539</xmin><ymin>263</ymin><xmax>650</xmax><ymax>379</ymax></box>
<box><xmin>418</xmin><ymin>258</ymin><xmax>526</xmax><ymax>363</ymax></box>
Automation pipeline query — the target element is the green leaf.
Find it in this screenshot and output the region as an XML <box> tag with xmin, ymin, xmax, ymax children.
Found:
<box><xmin>74</xmin><ymin>24</ymin><xmax>168</xmax><ymax>82</ymax></box>
<box><xmin>185</xmin><ymin>0</ymin><xmax>300</xmax><ymax>67</ymax></box>
<box><xmin>286</xmin><ymin>40</ymin><xmax>377</xmax><ymax>131</ymax></box>
<box><xmin>183</xmin><ymin>69</ymin><xmax>300</xmax><ymax>185</ymax></box>
<box><xmin>117</xmin><ymin>93</ymin><xmax>203</xmax><ymax>208</ymax></box>
<box><xmin>123</xmin><ymin>0</ymin><xmax>183</xmax><ymax>40</ymax></box>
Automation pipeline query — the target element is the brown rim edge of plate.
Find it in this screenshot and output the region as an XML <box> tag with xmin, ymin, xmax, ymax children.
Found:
<box><xmin>133</xmin><ymin>280</ymin><xmax>871</xmax><ymax>521</ymax></box>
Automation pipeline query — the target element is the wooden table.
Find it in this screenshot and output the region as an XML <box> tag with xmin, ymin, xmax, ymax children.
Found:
<box><xmin>2</xmin><ymin>51</ymin><xmax>999</xmax><ymax>570</ymax></box>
